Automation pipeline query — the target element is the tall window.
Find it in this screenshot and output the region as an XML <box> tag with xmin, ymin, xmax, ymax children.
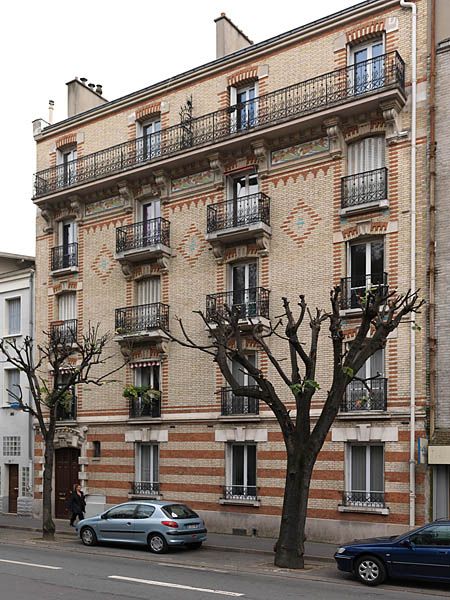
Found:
<box><xmin>347</xmin><ymin>137</ymin><xmax>385</xmax><ymax>176</ymax></box>
<box><xmin>227</xmin><ymin>443</ymin><xmax>257</xmax><ymax>499</ymax></box>
<box><xmin>6</xmin><ymin>298</ymin><xmax>21</xmax><ymax>335</ymax></box>
<box><xmin>60</xmin><ymin>220</ymin><xmax>77</xmax><ymax>268</ymax></box>
<box><xmin>58</xmin><ymin>146</ymin><xmax>77</xmax><ymax>185</ymax></box>
<box><xmin>5</xmin><ymin>369</ymin><xmax>20</xmax><ymax>405</ymax></box>
<box><xmin>347</xmin><ymin>444</ymin><xmax>384</xmax><ymax>506</ymax></box>
<box><xmin>347</xmin><ymin>239</ymin><xmax>384</xmax><ymax>308</ymax></box>
<box><xmin>56</xmin><ymin>373</ymin><xmax>76</xmax><ymax>421</ymax></box>
<box><xmin>350</xmin><ymin>39</ymin><xmax>384</xmax><ymax>94</ymax></box>
<box><xmin>345</xmin><ymin>349</ymin><xmax>386</xmax><ymax>411</ymax></box>
<box><xmin>137</xmin><ymin>277</ymin><xmax>160</xmax><ymax>306</ymax></box>
<box><xmin>230</xmin><ymin>83</ymin><xmax>258</xmax><ymax>132</ymax></box>
<box><xmin>230</xmin><ymin>261</ymin><xmax>258</xmax><ymax>317</ymax></box>
<box><xmin>141</xmin><ymin>119</ymin><xmax>161</xmax><ymax>159</ymax></box>
<box><xmin>55</xmin><ymin>292</ymin><xmax>77</xmax><ymax>344</ymax></box>
<box><xmin>224</xmin><ymin>355</ymin><xmax>258</xmax><ymax>415</ymax></box>
<box><xmin>141</xmin><ymin>200</ymin><xmax>161</xmax><ymax>246</ymax></box>
<box><xmin>136</xmin><ymin>443</ymin><xmax>159</xmax><ymax>494</ymax></box>
<box><xmin>131</xmin><ymin>364</ymin><xmax>161</xmax><ymax>418</ymax></box>
<box><xmin>58</xmin><ymin>292</ymin><xmax>76</xmax><ymax>322</ymax></box>
<box><xmin>21</xmin><ymin>466</ymin><xmax>32</xmax><ymax>497</ymax></box>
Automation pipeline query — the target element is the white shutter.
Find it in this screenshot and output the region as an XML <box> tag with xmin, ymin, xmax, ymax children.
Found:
<box><xmin>137</xmin><ymin>277</ymin><xmax>160</xmax><ymax>305</ymax></box>
<box><xmin>58</xmin><ymin>293</ymin><xmax>76</xmax><ymax>321</ymax></box>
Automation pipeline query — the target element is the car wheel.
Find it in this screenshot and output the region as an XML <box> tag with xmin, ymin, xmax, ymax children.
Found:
<box><xmin>80</xmin><ymin>526</ymin><xmax>97</xmax><ymax>547</ymax></box>
<box><xmin>148</xmin><ymin>533</ymin><xmax>169</xmax><ymax>554</ymax></box>
<box><xmin>355</xmin><ymin>555</ymin><xmax>386</xmax><ymax>586</ymax></box>
<box><xmin>186</xmin><ymin>542</ymin><xmax>202</xmax><ymax>550</ymax></box>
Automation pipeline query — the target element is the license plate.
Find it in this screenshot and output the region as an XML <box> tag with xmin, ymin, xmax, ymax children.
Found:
<box><xmin>186</xmin><ymin>524</ymin><xmax>198</xmax><ymax>529</ymax></box>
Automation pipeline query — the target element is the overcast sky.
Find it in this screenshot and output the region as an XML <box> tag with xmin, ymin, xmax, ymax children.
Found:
<box><xmin>0</xmin><ymin>0</ymin><xmax>362</xmax><ymax>257</ymax></box>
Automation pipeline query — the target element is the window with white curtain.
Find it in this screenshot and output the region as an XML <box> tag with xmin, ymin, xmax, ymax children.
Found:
<box><xmin>226</xmin><ymin>443</ymin><xmax>257</xmax><ymax>499</ymax></box>
<box><xmin>137</xmin><ymin>277</ymin><xmax>160</xmax><ymax>305</ymax></box>
<box><xmin>137</xmin><ymin>443</ymin><xmax>159</xmax><ymax>484</ymax></box>
<box><xmin>347</xmin><ymin>444</ymin><xmax>384</xmax><ymax>503</ymax></box>
<box><xmin>58</xmin><ymin>292</ymin><xmax>76</xmax><ymax>321</ymax></box>
<box><xmin>347</xmin><ymin>136</ymin><xmax>385</xmax><ymax>176</ymax></box>
<box><xmin>6</xmin><ymin>297</ymin><xmax>21</xmax><ymax>335</ymax></box>
<box><xmin>5</xmin><ymin>369</ymin><xmax>20</xmax><ymax>405</ymax></box>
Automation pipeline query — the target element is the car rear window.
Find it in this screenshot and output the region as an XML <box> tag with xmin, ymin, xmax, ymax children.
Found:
<box><xmin>161</xmin><ymin>504</ymin><xmax>199</xmax><ymax>519</ymax></box>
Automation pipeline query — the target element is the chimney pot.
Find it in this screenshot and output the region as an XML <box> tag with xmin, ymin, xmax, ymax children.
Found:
<box><xmin>80</xmin><ymin>77</ymin><xmax>87</xmax><ymax>84</ymax></box>
<box><xmin>88</xmin><ymin>83</ymin><xmax>95</xmax><ymax>90</ymax></box>
<box><xmin>95</xmin><ymin>84</ymin><xmax>103</xmax><ymax>95</ymax></box>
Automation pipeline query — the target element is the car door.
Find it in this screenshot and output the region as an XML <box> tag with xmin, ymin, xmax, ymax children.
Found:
<box><xmin>133</xmin><ymin>504</ymin><xmax>157</xmax><ymax>544</ymax></box>
<box><xmin>390</xmin><ymin>525</ymin><xmax>450</xmax><ymax>581</ymax></box>
<box><xmin>97</xmin><ymin>504</ymin><xmax>138</xmax><ymax>543</ymax></box>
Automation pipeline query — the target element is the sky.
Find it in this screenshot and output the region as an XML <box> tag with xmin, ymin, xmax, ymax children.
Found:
<box><xmin>0</xmin><ymin>0</ymin><xmax>363</xmax><ymax>257</ymax></box>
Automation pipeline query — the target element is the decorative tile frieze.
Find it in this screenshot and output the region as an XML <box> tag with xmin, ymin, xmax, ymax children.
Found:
<box><xmin>271</xmin><ymin>137</ymin><xmax>329</xmax><ymax>165</ymax></box>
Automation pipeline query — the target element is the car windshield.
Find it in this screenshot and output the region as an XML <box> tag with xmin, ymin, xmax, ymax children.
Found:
<box><xmin>161</xmin><ymin>504</ymin><xmax>198</xmax><ymax>519</ymax></box>
<box><xmin>391</xmin><ymin>525</ymin><xmax>426</xmax><ymax>542</ymax></box>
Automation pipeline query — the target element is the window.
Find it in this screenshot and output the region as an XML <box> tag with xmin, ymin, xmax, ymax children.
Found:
<box><xmin>141</xmin><ymin>200</ymin><xmax>161</xmax><ymax>246</ymax></box>
<box><xmin>131</xmin><ymin>365</ymin><xmax>161</xmax><ymax>418</ymax></box>
<box><xmin>409</xmin><ymin>525</ymin><xmax>450</xmax><ymax>546</ymax></box>
<box><xmin>230</xmin><ymin>83</ymin><xmax>258</xmax><ymax>132</ymax></box>
<box><xmin>59</xmin><ymin>220</ymin><xmax>77</xmax><ymax>268</ymax></box>
<box><xmin>135</xmin><ymin>504</ymin><xmax>156</xmax><ymax>519</ymax></box>
<box><xmin>344</xmin><ymin>137</ymin><xmax>386</xmax><ymax>208</ymax></box>
<box><xmin>93</xmin><ymin>441</ymin><xmax>101</xmax><ymax>458</ymax></box>
<box><xmin>350</xmin><ymin>39</ymin><xmax>385</xmax><ymax>94</ymax></box>
<box><xmin>224</xmin><ymin>172</ymin><xmax>260</xmax><ymax>228</ymax></box>
<box><xmin>5</xmin><ymin>369</ymin><xmax>20</xmax><ymax>406</ymax></box>
<box><xmin>140</xmin><ymin>119</ymin><xmax>161</xmax><ymax>160</ymax></box>
<box><xmin>346</xmin><ymin>239</ymin><xmax>385</xmax><ymax>308</ymax></box>
<box><xmin>6</xmin><ymin>298</ymin><xmax>21</xmax><ymax>335</ymax></box>
<box><xmin>346</xmin><ymin>444</ymin><xmax>384</xmax><ymax>506</ymax></box>
<box><xmin>223</xmin><ymin>355</ymin><xmax>258</xmax><ymax>415</ymax></box>
<box><xmin>54</xmin><ymin>293</ymin><xmax>77</xmax><ymax>344</ymax></box>
<box><xmin>347</xmin><ymin>137</ymin><xmax>385</xmax><ymax>176</ymax></box>
<box><xmin>57</xmin><ymin>146</ymin><xmax>77</xmax><ymax>186</ymax></box>
<box><xmin>229</xmin><ymin>261</ymin><xmax>258</xmax><ymax>318</ymax></box>
<box><xmin>345</xmin><ymin>349</ymin><xmax>386</xmax><ymax>411</ymax></box>
<box><xmin>21</xmin><ymin>466</ymin><xmax>32</xmax><ymax>497</ymax></box>
<box><xmin>226</xmin><ymin>443</ymin><xmax>257</xmax><ymax>499</ymax></box>
<box><xmin>106</xmin><ymin>504</ymin><xmax>138</xmax><ymax>519</ymax></box>
<box><xmin>137</xmin><ymin>277</ymin><xmax>160</xmax><ymax>306</ymax></box>
<box><xmin>136</xmin><ymin>444</ymin><xmax>159</xmax><ymax>493</ymax></box>
<box><xmin>56</xmin><ymin>374</ymin><xmax>76</xmax><ymax>421</ymax></box>
<box><xmin>3</xmin><ymin>436</ymin><xmax>21</xmax><ymax>456</ymax></box>
<box><xmin>58</xmin><ymin>292</ymin><xmax>76</xmax><ymax>322</ymax></box>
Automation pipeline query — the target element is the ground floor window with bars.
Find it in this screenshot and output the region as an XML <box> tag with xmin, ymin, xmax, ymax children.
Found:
<box><xmin>225</xmin><ymin>443</ymin><xmax>257</xmax><ymax>500</ymax></box>
<box><xmin>345</xmin><ymin>444</ymin><xmax>384</xmax><ymax>508</ymax></box>
<box><xmin>134</xmin><ymin>443</ymin><xmax>159</xmax><ymax>496</ymax></box>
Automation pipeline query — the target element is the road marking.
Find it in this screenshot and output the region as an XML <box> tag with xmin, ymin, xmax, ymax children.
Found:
<box><xmin>0</xmin><ymin>558</ymin><xmax>62</xmax><ymax>570</ymax></box>
<box><xmin>109</xmin><ymin>575</ymin><xmax>244</xmax><ymax>596</ymax></box>
<box><xmin>157</xmin><ymin>562</ymin><xmax>229</xmax><ymax>574</ymax></box>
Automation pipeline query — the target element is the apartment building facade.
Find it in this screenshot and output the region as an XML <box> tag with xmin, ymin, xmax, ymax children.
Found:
<box><xmin>0</xmin><ymin>253</ymin><xmax>35</xmax><ymax>515</ymax></box>
<box><xmin>32</xmin><ymin>0</ymin><xmax>431</xmax><ymax>541</ymax></box>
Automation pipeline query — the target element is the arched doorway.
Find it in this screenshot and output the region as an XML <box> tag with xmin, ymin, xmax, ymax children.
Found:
<box><xmin>55</xmin><ymin>447</ymin><xmax>80</xmax><ymax>518</ymax></box>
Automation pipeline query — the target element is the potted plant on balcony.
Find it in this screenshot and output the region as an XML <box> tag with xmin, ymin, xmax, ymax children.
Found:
<box><xmin>354</xmin><ymin>395</ymin><xmax>369</xmax><ymax>410</ymax></box>
<box><xmin>123</xmin><ymin>384</ymin><xmax>160</xmax><ymax>404</ymax></box>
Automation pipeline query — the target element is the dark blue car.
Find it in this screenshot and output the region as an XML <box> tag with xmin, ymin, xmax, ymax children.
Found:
<box><xmin>335</xmin><ymin>520</ymin><xmax>450</xmax><ymax>586</ymax></box>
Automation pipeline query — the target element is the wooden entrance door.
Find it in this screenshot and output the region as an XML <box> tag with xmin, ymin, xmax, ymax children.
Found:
<box><xmin>8</xmin><ymin>464</ymin><xmax>19</xmax><ymax>513</ymax></box>
<box><xmin>55</xmin><ymin>447</ymin><xmax>80</xmax><ymax>518</ymax></box>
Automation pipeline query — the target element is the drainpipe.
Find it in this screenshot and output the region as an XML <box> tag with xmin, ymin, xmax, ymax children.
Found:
<box><xmin>28</xmin><ymin>269</ymin><xmax>35</xmax><ymax>464</ymax></box>
<box><xmin>400</xmin><ymin>0</ymin><xmax>417</xmax><ymax>528</ymax></box>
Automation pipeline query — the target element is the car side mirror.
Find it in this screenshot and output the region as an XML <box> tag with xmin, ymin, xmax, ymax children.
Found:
<box><xmin>101</xmin><ymin>513</ymin><xmax>108</xmax><ymax>519</ymax></box>
<box><xmin>400</xmin><ymin>538</ymin><xmax>413</xmax><ymax>548</ymax></box>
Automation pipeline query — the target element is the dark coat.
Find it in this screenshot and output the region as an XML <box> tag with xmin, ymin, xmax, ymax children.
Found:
<box><xmin>69</xmin><ymin>491</ymin><xmax>86</xmax><ymax>514</ymax></box>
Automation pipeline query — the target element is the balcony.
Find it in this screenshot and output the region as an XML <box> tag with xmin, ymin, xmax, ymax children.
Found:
<box><xmin>340</xmin><ymin>273</ymin><xmax>388</xmax><ymax>311</ymax></box>
<box><xmin>222</xmin><ymin>485</ymin><xmax>258</xmax><ymax>501</ymax></box>
<box><xmin>50</xmin><ymin>319</ymin><xmax>78</xmax><ymax>345</ymax></box>
<box><xmin>115</xmin><ymin>303</ymin><xmax>169</xmax><ymax>343</ymax></box>
<box><xmin>129</xmin><ymin>396</ymin><xmax>161</xmax><ymax>419</ymax></box>
<box><xmin>33</xmin><ymin>52</ymin><xmax>405</xmax><ymax>200</ymax></box>
<box><xmin>130</xmin><ymin>481</ymin><xmax>160</xmax><ymax>496</ymax></box>
<box><xmin>51</xmin><ymin>243</ymin><xmax>78</xmax><ymax>274</ymax></box>
<box><xmin>341</xmin><ymin>490</ymin><xmax>385</xmax><ymax>509</ymax></box>
<box><xmin>221</xmin><ymin>387</ymin><xmax>259</xmax><ymax>416</ymax></box>
<box><xmin>341</xmin><ymin>377</ymin><xmax>387</xmax><ymax>412</ymax></box>
<box><xmin>56</xmin><ymin>388</ymin><xmax>77</xmax><ymax>421</ymax></box>
<box><xmin>116</xmin><ymin>218</ymin><xmax>171</xmax><ymax>264</ymax></box>
<box><xmin>341</xmin><ymin>167</ymin><xmax>388</xmax><ymax>214</ymax></box>
<box><xmin>206</xmin><ymin>287</ymin><xmax>270</xmax><ymax>325</ymax></box>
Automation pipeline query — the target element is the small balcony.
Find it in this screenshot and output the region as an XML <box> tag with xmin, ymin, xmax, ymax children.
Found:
<box><xmin>115</xmin><ymin>303</ymin><xmax>169</xmax><ymax>343</ymax></box>
<box><xmin>221</xmin><ymin>387</ymin><xmax>259</xmax><ymax>416</ymax></box>
<box><xmin>51</xmin><ymin>243</ymin><xmax>78</xmax><ymax>274</ymax></box>
<box><xmin>129</xmin><ymin>395</ymin><xmax>161</xmax><ymax>419</ymax></box>
<box><xmin>116</xmin><ymin>218</ymin><xmax>171</xmax><ymax>264</ymax></box>
<box><xmin>341</xmin><ymin>377</ymin><xmax>387</xmax><ymax>412</ymax></box>
<box><xmin>33</xmin><ymin>52</ymin><xmax>405</xmax><ymax>200</ymax></box>
<box><xmin>222</xmin><ymin>485</ymin><xmax>258</xmax><ymax>501</ymax></box>
<box><xmin>341</xmin><ymin>168</ymin><xmax>388</xmax><ymax>214</ymax></box>
<box><xmin>56</xmin><ymin>388</ymin><xmax>77</xmax><ymax>421</ymax></box>
<box><xmin>341</xmin><ymin>490</ymin><xmax>385</xmax><ymax>509</ymax></box>
<box><xmin>50</xmin><ymin>319</ymin><xmax>78</xmax><ymax>345</ymax></box>
<box><xmin>340</xmin><ymin>273</ymin><xmax>388</xmax><ymax>311</ymax></box>
<box><xmin>206</xmin><ymin>287</ymin><xmax>270</xmax><ymax>325</ymax></box>
<box><xmin>206</xmin><ymin>193</ymin><xmax>271</xmax><ymax>249</ymax></box>
<box><xmin>130</xmin><ymin>481</ymin><xmax>160</xmax><ymax>496</ymax></box>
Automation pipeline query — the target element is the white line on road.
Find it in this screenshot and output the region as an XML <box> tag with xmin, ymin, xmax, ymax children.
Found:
<box><xmin>109</xmin><ymin>575</ymin><xmax>244</xmax><ymax>596</ymax></box>
<box><xmin>0</xmin><ymin>558</ymin><xmax>62</xmax><ymax>570</ymax></box>
<box><xmin>157</xmin><ymin>562</ymin><xmax>229</xmax><ymax>574</ymax></box>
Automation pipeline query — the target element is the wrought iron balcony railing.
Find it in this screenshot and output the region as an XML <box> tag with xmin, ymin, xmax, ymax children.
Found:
<box><xmin>341</xmin><ymin>167</ymin><xmax>388</xmax><ymax>209</ymax></box>
<box><xmin>33</xmin><ymin>52</ymin><xmax>405</xmax><ymax>198</ymax></box>
<box><xmin>115</xmin><ymin>303</ymin><xmax>169</xmax><ymax>335</ymax></box>
<box><xmin>116</xmin><ymin>218</ymin><xmax>170</xmax><ymax>253</ymax></box>
<box><xmin>51</xmin><ymin>242</ymin><xmax>78</xmax><ymax>271</ymax></box>
<box><xmin>206</xmin><ymin>287</ymin><xmax>270</xmax><ymax>321</ymax></box>
<box><xmin>340</xmin><ymin>272</ymin><xmax>388</xmax><ymax>310</ymax></box>
<box><xmin>207</xmin><ymin>193</ymin><xmax>270</xmax><ymax>234</ymax></box>
<box><xmin>50</xmin><ymin>319</ymin><xmax>78</xmax><ymax>345</ymax></box>
<box><xmin>221</xmin><ymin>387</ymin><xmax>259</xmax><ymax>415</ymax></box>
<box><xmin>129</xmin><ymin>396</ymin><xmax>161</xmax><ymax>419</ymax></box>
<box><xmin>131</xmin><ymin>481</ymin><xmax>160</xmax><ymax>495</ymax></box>
<box><xmin>222</xmin><ymin>485</ymin><xmax>258</xmax><ymax>501</ymax></box>
<box><xmin>342</xmin><ymin>490</ymin><xmax>385</xmax><ymax>509</ymax></box>
<box><xmin>341</xmin><ymin>377</ymin><xmax>387</xmax><ymax>412</ymax></box>
<box><xmin>56</xmin><ymin>388</ymin><xmax>77</xmax><ymax>421</ymax></box>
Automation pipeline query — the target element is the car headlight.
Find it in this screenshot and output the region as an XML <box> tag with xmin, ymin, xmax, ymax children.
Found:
<box><xmin>336</xmin><ymin>547</ymin><xmax>347</xmax><ymax>554</ymax></box>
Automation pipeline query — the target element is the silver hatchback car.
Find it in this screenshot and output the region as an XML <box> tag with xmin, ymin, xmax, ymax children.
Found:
<box><xmin>75</xmin><ymin>500</ymin><xmax>207</xmax><ymax>553</ymax></box>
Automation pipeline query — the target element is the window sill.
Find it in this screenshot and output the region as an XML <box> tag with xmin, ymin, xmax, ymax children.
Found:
<box><xmin>3</xmin><ymin>333</ymin><xmax>22</xmax><ymax>339</ymax></box>
<box><xmin>219</xmin><ymin>498</ymin><xmax>260</xmax><ymax>507</ymax></box>
<box><xmin>338</xmin><ymin>504</ymin><xmax>389</xmax><ymax>516</ymax></box>
<box><xmin>340</xmin><ymin>199</ymin><xmax>389</xmax><ymax>216</ymax></box>
<box><xmin>51</xmin><ymin>266</ymin><xmax>79</xmax><ymax>277</ymax></box>
<box><xmin>338</xmin><ymin>411</ymin><xmax>390</xmax><ymax>420</ymax></box>
<box><xmin>218</xmin><ymin>415</ymin><xmax>261</xmax><ymax>422</ymax></box>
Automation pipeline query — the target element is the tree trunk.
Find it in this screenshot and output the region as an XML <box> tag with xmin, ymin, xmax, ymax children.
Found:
<box><xmin>274</xmin><ymin>449</ymin><xmax>313</xmax><ymax>569</ymax></box>
<box><xmin>42</xmin><ymin>432</ymin><xmax>55</xmax><ymax>539</ymax></box>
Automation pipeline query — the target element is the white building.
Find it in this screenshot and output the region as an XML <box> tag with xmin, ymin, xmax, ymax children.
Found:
<box><xmin>0</xmin><ymin>252</ymin><xmax>35</xmax><ymax>515</ymax></box>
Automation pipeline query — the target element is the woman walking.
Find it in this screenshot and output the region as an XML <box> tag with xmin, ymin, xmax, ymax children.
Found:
<box><xmin>69</xmin><ymin>483</ymin><xmax>86</xmax><ymax>526</ymax></box>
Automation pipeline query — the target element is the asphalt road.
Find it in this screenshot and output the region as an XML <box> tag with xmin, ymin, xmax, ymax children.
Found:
<box><xmin>0</xmin><ymin>533</ymin><xmax>449</xmax><ymax>600</ymax></box>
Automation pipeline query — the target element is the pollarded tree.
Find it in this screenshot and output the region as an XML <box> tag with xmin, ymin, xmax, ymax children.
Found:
<box><xmin>163</xmin><ymin>285</ymin><xmax>422</xmax><ymax>569</ymax></box>
<box><xmin>0</xmin><ymin>323</ymin><xmax>127</xmax><ymax>539</ymax></box>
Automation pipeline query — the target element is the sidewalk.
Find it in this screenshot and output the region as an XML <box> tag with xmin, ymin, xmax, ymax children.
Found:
<box><xmin>0</xmin><ymin>513</ymin><xmax>336</xmax><ymax>562</ymax></box>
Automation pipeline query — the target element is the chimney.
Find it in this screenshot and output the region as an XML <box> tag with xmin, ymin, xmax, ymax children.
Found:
<box><xmin>48</xmin><ymin>100</ymin><xmax>54</xmax><ymax>125</ymax></box>
<box><xmin>215</xmin><ymin>13</ymin><xmax>253</xmax><ymax>59</ymax></box>
<box><xmin>66</xmin><ymin>77</ymin><xmax>108</xmax><ymax>118</ymax></box>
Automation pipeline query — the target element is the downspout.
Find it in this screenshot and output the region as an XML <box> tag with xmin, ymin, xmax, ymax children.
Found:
<box><xmin>400</xmin><ymin>0</ymin><xmax>417</xmax><ymax>528</ymax></box>
<box><xmin>28</xmin><ymin>268</ymin><xmax>35</xmax><ymax>464</ymax></box>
